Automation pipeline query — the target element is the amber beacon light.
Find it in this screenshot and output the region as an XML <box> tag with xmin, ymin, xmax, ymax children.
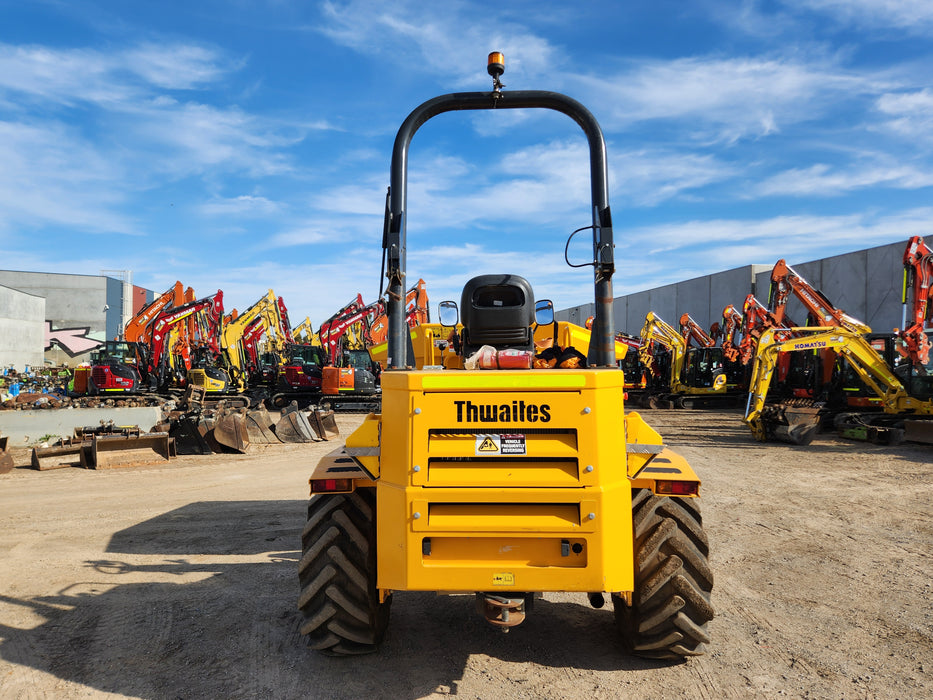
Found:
<box><xmin>487</xmin><ymin>52</ymin><xmax>505</xmax><ymax>77</ymax></box>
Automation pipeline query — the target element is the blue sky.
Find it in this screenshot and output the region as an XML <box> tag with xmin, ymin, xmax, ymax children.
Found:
<box><xmin>1</xmin><ymin>0</ymin><xmax>932</xmax><ymax>331</ymax></box>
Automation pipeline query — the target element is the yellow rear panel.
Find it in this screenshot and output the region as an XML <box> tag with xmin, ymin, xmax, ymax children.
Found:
<box><xmin>376</xmin><ymin>369</ymin><xmax>634</xmax><ymax>593</ymax></box>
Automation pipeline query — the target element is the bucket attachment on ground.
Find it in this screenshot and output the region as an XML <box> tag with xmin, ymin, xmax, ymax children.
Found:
<box><xmin>904</xmin><ymin>419</ymin><xmax>933</xmax><ymax>444</ymax></box>
<box><xmin>85</xmin><ymin>432</ymin><xmax>175</xmax><ymax>469</ymax></box>
<box><xmin>274</xmin><ymin>402</ymin><xmax>319</xmax><ymax>443</ymax></box>
<box><xmin>213</xmin><ymin>407</ymin><xmax>251</xmax><ymax>453</ymax></box>
<box><xmin>771</xmin><ymin>405</ymin><xmax>821</xmax><ymax>445</ymax></box>
<box><xmin>169</xmin><ymin>414</ymin><xmax>214</xmax><ymax>454</ymax></box>
<box><xmin>0</xmin><ymin>434</ymin><xmax>12</xmax><ymax>474</ymax></box>
<box><xmin>31</xmin><ymin>439</ymin><xmax>87</xmax><ymax>470</ymax></box>
<box><xmin>308</xmin><ymin>408</ymin><xmax>339</xmax><ymax>440</ymax></box>
<box><xmin>245</xmin><ymin>406</ymin><xmax>281</xmax><ymax>444</ymax></box>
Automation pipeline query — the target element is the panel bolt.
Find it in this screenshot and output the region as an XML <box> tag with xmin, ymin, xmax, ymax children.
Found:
<box><xmin>413</xmin><ymin>512</ymin><xmax>421</xmax><ymax>519</ymax></box>
<box><xmin>414</xmin><ymin>407</ymin><xmax>422</xmax><ymax>414</ymax></box>
<box><xmin>583</xmin><ymin>407</ymin><xmax>591</xmax><ymax>414</ymax></box>
<box><xmin>413</xmin><ymin>465</ymin><xmax>421</xmax><ymax>472</ymax></box>
<box><xmin>587</xmin><ymin>512</ymin><xmax>596</xmax><ymax>520</ymax></box>
<box><xmin>585</xmin><ymin>465</ymin><xmax>594</xmax><ymax>473</ymax></box>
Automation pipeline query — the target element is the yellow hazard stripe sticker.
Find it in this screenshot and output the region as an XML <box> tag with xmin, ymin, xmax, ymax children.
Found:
<box><xmin>421</xmin><ymin>374</ymin><xmax>585</xmax><ymax>390</ymax></box>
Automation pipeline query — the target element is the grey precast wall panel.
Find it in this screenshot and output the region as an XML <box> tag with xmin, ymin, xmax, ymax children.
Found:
<box><xmin>822</xmin><ymin>249</ymin><xmax>868</xmax><ymax>326</ymax></box>
<box><xmin>106</xmin><ymin>276</ymin><xmax>123</xmax><ymax>341</ymax></box>
<box><xmin>0</xmin><ymin>285</ymin><xmax>45</xmax><ymax>371</ymax></box>
<box><xmin>710</xmin><ymin>266</ymin><xmax>761</xmax><ymax>324</ymax></box>
<box><xmin>864</xmin><ymin>242</ymin><xmax>904</xmax><ymax>332</ymax></box>
<box><xmin>0</xmin><ymin>271</ymin><xmax>108</xmax><ymax>332</ymax></box>
<box><xmin>624</xmin><ymin>290</ymin><xmax>653</xmax><ymax>334</ymax></box>
<box><xmin>556</xmin><ymin>303</ymin><xmax>594</xmax><ymax>327</ymax></box>
<box><xmin>676</xmin><ymin>276</ymin><xmax>712</xmax><ymax>330</ymax></box>
<box><xmin>612</xmin><ymin>296</ymin><xmax>628</xmax><ymax>336</ymax></box>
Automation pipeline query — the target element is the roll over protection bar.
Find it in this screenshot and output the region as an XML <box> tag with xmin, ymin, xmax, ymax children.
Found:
<box><xmin>383</xmin><ymin>89</ymin><xmax>616</xmax><ymax>369</ymax></box>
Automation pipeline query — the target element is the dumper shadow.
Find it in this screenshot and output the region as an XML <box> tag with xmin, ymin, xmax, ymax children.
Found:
<box><xmin>0</xmin><ymin>500</ymin><xmax>674</xmax><ymax>699</ymax></box>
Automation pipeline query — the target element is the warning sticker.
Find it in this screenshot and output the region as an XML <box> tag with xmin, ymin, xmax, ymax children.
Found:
<box><xmin>499</xmin><ymin>434</ymin><xmax>526</xmax><ymax>455</ymax></box>
<box><xmin>492</xmin><ymin>572</ymin><xmax>515</xmax><ymax>586</ymax></box>
<box><xmin>475</xmin><ymin>434</ymin><xmax>500</xmax><ymax>454</ymax></box>
<box><xmin>474</xmin><ymin>434</ymin><xmax>526</xmax><ymax>456</ymax></box>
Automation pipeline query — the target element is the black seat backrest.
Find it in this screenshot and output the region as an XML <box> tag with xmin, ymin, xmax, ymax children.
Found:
<box><xmin>460</xmin><ymin>274</ymin><xmax>535</xmax><ymax>356</ymax></box>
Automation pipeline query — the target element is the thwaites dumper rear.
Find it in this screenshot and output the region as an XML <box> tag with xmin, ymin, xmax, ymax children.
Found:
<box><xmin>298</xmin><ymin>54</ymin><xmax>713</xmax><ymax>660</ymax></box>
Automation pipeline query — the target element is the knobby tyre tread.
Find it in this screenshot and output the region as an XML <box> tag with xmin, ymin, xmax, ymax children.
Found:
<box><xmin>297</xmin><ymin>488</ymin><xmax>390</xmax><ymax>655</ymax></box>
<box><xmin>615</xmin><ymin>488</ymin><xmax>714</xmax><ymax>659</ymax></box>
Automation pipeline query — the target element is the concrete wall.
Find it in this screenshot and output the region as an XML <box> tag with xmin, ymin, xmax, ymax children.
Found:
<box><xmin>0</xmin><ymin>406</ymin><xmax>164</xmax><ymax>446</ymax></box>
<box><xmin>0</xmin><ymin>270</ymin><xmax>153</xmax><ymax>367</ymax></box>
<box><xmin>753</xmin><ymin>240</ymin><xmax>904</xmax><ymax>333</ymax></box>
<box><xmin>0</xmin><ymin>285</ymin><xmax>45</xmax><ymax>371</ymax></box>
<box><xmin>558</xmin><ymin>240</ymin><xmax>909</xmax><ymax>337</ymax></box>
<box><xmin>558</xmin><ymin>264</ymin><xmax>768</xmax><ymax>335</ymax></box>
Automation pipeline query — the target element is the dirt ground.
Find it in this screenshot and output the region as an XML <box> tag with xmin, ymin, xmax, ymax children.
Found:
<box><xmin>1</xmin><ymin>409</ymin><xmax>931</xmax><ymax>699</ymax></box>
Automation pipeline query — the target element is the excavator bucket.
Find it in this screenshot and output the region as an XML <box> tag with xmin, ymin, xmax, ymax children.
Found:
<box><xmin>245</xmin><ymin>406</ymin><xmax>281</xmax><ymax>444</ymax></box>
<box><xmin>213</xmin><ymin>407</ymin><xmax>251</xmax><ymax>453</ymax></box>
<box><xmin>0</xmin><ymin>435</ymin><xmax>13</xmax><ymax>474</ymax></box>
<box><xmin>772</xmin><ymin>406</ymin><xmax>821</xmax><ymax>446</ymax></box>
<box><xmin>904</xmin><ymin>419</ymin><xmax>933</xmax><ymax>444</ymax></box>
<box><xmin>169</xmin><ymin>414</ymin><xmax>214</xmax><ymax>454</ymax></box>
<box><xmin>309</xmin><ymin>408</ymin><xmax>339</xmax><ymax>440</ymax></box>
<box><xmin>274</xmin><ymin>402</ymin><xmax>319</xmax><ymax>443</ymax></box>
<box><xmin>86</xmin><ymin>432</ymin><xmax>174</xmax><ymax>469</ymax></box>
<box><xmin>31</xmin><ymin>440</ymin><xmax>87</xmax><ymax>470</ymax></box>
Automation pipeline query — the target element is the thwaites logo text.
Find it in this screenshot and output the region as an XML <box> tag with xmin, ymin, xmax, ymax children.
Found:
<box><xmin>454</xmin><ymin>400</ymin><xmax>551</xmax><ymax>423</ymax></box>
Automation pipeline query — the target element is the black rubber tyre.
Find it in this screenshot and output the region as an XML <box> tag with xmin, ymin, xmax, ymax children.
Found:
<box><xmin>297</xmin><ymin>488</ymin><xmax>390</xmax><ymax>655</ymax></box>
<box><xmin>614</xmin><ymin>489</ymin><xmax>714</xmax><ymax>659</ymax></box>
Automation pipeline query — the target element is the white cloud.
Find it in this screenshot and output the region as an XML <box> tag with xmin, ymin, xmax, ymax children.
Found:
<box><xmin>875</xmin><ymin>89</ymin><xmax>933</xmax><ymax>143</ymax></box>
<box><xmin>0</xmin><ymin>120</ymin><xmax>137</xmax><ymax>235</ymax></box>
<box><xmin>199</xmin><ymin>195</ymin><xmax>283</xmax><ymax>217</ymax></box>
<box><xmin>316</xmin><ymin>0</ymin><xmax>558</xmax><ymax>86</ymax></box>
<box><xmin>755</xmin><ymin>160</ymin><xmax>933</xmax><ymax>196</ymax></box>
<box><xmin>579</xmin><ymin>55</ymin><xmax>885</xmax><ymax>142</ymax></box>
<box><xmin>790</xmin><ymin>0</ymin><xmax>933</xmax><ymax>30</ymax></box>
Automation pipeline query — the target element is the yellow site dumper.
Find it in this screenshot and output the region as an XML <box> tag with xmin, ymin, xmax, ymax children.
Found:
<box><xmin>298</xmin><ymin>53</ymin><xmax>713</xmax><ymax>660</ymax></box>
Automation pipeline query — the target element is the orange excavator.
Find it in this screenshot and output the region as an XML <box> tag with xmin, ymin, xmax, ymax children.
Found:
<box><xmin>898</xmin><ymin>235</ymin><xmax>933</xmax><ymax>368</ymax></box>
<box><xmin>719</xmin><ymin>304</ymin><xmax>744</xmax><ymax>362</ymax></box>
<box><xmin>770</xmin><ymin>259</ymin><xmax>875</xmax><ymax>403</ymax></box>
<box><xmin>367</xmin><ymin>278</ymin><xmax>430</xmax><ymax>345</ymax></box>
<box><xmin>123</xmin><ymin>281</ymin><xmax>187</xmax><ymax>343</ymax></box>
<box><xmin>148</xmin><ymin>291</ymin><xmax>225</xmax><ymax>392</ymax></box>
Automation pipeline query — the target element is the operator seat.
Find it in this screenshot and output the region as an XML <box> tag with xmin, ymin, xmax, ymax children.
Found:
<box><xmin>459</xmin><ymin>274</ymin><xmax>535</xmax><ymax>356</ymax></box>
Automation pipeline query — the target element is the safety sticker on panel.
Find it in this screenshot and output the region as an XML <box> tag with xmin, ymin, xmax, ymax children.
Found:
<box><xmin>474</xmin><ymin>434</ymin><xmax>526</xmax><ymax>456</ymax></box>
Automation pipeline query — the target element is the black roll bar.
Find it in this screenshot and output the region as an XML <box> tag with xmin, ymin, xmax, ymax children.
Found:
<box><xmin>383</xmin><ymin>90</ymin><xmax>616</xmax><ymax>368</ymax></box>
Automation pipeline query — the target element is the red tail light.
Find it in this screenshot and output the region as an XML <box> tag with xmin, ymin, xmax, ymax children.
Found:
<box><xmin>310</xmin><ymin>478</ymin><xmax>353</xmax><ymax>494</ymax></box>
<box><xmin>655</xmin><ymin>480</ymin><xmax>699</xmax><ymax>496</ymax></box>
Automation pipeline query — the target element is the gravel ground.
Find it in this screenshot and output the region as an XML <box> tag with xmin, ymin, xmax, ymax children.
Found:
<box><xmin>0</xmin><ymin>409</ymin><xmax>931</xmax><ymax>699</ymax></box>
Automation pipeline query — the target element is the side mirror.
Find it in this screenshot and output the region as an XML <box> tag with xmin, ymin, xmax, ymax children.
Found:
<box><xmin>439</xmin><ymin>300</ymin><xmax>459</xmax><ymax>327</ymax></box>
<box><xmin>535</xmin><ymin>299</ymin><xmax>554</xmax><ymax>326</ymax></box>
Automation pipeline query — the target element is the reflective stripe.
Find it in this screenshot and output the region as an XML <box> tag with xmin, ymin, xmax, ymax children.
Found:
<box><xmin>421</xmin><ymin>374</ymin><xmax>586</xmax><ymax>390</ymax></box>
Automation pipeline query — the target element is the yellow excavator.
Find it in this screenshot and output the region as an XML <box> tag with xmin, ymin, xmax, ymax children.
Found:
<box><xmin>297</xmin><ymin>54</ymin><xmax>713</xmax><ymax>660</ymax></box>
<box><xmin>744</xmin><ymin>325</ymin><xmax>933</xmax><ymax>444</ymax></box>
<box><xmin>637</xmin><ymin>311</ymin><xmax>738</xmax><ymax>408</ymax></box>
<box><xmin>188</xmin><ymin>289</ymin><xmax>280</xmax><ymax>395</ymax></box>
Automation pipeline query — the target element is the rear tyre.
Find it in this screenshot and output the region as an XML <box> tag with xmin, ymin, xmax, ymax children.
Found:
<box><xmin>614</xmin><ymin>489</ymin><xmax>714</xmax><ymax>659</ymax></box>
<box><xmin>298</xmin><ymin>488</ymin><xmax>390</xmax><ymax>655</ymax></box>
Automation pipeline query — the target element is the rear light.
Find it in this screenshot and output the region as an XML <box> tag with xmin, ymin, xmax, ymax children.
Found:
<box><xmin>310</xmin><ymin>478</ymin><xmax>353</xmax><ymax>494</ymax></box>
<box><xmin>655</xmin><ymin>480</ymin><xmax>699</xmax><ymax>496</ymax></box>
